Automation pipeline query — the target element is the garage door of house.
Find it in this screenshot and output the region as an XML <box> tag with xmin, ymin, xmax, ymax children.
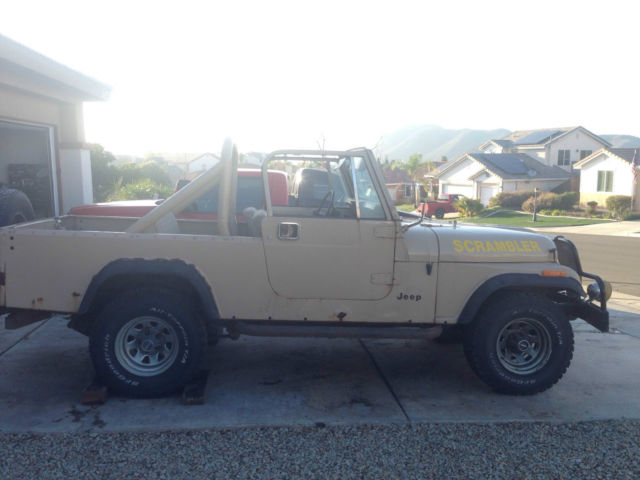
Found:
<box><xmin>480</xmin><ymin>185</ymin><xmax>499</xmax><ymax>206</ymax></box>
<box><xmin>442</xmin><ymin>184</ymin><xmax>474</xmax><ymax>198</ymax></box>
<box><xmin>0</xmin><ymin>120</ymin><xmax>58</xmax><ymax>218</ymax></box>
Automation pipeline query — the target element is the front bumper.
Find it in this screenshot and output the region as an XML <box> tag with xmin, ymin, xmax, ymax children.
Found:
<box><xmin>554</xmin><ymin>236</ymin><xmax>609</xmax><ymax>333</ymax></box>
<box><xmin>575</xmin><ymin>270</ymin><xmax>609</xmax><ymax>332</ymax></box>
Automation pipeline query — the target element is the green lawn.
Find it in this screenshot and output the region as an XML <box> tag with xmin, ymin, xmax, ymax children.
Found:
<box><xmin>462</xmin><ymin>210</ymin><xmax>612</xmax><ymax>227</ymax></box>
<box><xmin>395</xmin><ymin>203</ymin><xmax>417</xmax><ymax>212</ymax></box>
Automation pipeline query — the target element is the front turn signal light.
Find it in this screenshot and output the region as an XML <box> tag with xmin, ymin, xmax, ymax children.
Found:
<box><xmin>541</xmin><ymin>270</ymin><xmax>567</xmax><ymax>277</ymax></box>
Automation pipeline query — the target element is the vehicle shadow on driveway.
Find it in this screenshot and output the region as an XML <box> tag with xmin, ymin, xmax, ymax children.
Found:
<box><xmin>1</xmin><ymin>315</ymin><xmax>640</xmax><ymax>432</ymax></box>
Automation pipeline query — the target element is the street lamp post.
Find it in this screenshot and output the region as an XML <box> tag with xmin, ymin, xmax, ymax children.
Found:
<box><xmin>532</xmin><ymin>187</ymin><xmax>538</xmax><ymax>222</ymax></box>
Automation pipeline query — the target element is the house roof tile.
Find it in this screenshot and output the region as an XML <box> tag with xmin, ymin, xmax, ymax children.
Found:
<box><xmin>467</xmin><ymin>153</ymin><xmax>571</xmax><ymax>180</ymax></box>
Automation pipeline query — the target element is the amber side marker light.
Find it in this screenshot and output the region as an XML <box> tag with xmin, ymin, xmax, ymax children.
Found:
<box><xmin>541</xmin><ymin>270</ymin><xmax>567</xmax><ymax>277</ymax></box>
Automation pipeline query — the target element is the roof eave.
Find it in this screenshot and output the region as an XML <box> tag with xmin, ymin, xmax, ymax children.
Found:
<box><xmin>0</xmin><ymin>34</ymin><xmax>111</xmax><ymax>101</ymax></box>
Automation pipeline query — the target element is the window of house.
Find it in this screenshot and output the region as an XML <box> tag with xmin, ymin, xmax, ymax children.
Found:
<box><xmin>597</xmin><ymin>171</ymin><xmax>614</xmax><ymax>192</ymax></box>
<box><xmin>404</xmin><ymin>184</ymin><xmax>412</xmax><ymax>197</ymax></box>
<box><xmin>580</xmin><ymin>150</ymin><xmax>592</xmax><ymax>161</ymax></box>
<box><xmin>557</xmin><ymin>150</ymin><xmax>571</xmax><ymax>166</ymax></box>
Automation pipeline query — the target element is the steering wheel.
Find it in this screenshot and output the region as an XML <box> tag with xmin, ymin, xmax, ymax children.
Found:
<box><xmin>313</xmin><ymin>190</ymin><xmax>335</xmax><ymax>216</ymax></box>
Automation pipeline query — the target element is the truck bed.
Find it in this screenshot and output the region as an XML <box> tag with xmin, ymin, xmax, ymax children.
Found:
<box><xmin>0</xmin><ymin>215</ymin><xmax>267</xmax><ymax>315</ymax></box>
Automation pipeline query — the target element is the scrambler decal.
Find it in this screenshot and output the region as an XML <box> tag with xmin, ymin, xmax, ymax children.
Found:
<box><xmin>452</xmin><ymin>239</ymin><xmax>541</xmax><ymax>254</ymax></box>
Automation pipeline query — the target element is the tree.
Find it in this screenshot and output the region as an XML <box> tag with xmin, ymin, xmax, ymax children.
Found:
<box><xmin>89</xmin><ymin>143</ymin><xmax>173</xmax><ymax>201</ymax></box>
<box><xmin>407</xmin><ymin>153</ymin><xmax>423</xmax><ymax>182</ymax></box>
<box><xmin>89</xmin><ymin>143</ymin><xmax>118</xmax><ymax>202</ymax></box>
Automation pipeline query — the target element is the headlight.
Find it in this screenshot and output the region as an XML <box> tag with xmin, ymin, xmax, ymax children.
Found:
<box><xmin>587</xmin><ymin>282</ymin><xmax>600</xmax><ymax>301</ymax></box>
<box><xmin>587</xmin><ymin>281</ymin><xmax>612</xmax><ymax>302</ymax></box>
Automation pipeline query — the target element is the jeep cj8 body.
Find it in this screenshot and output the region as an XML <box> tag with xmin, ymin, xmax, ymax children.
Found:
<box><xmin>0</xmin><ymin>139</ymin><xmax>610</xmax><ymax>397</ymax></box>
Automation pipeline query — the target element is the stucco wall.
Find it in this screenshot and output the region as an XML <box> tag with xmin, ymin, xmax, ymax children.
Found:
<box><xmin>548</xmin><ymin>130</ymin><xmax>608</xmax><ymax>171</ymax></box>
<box><xmin>438</xmin><ymin>157</ymin><xmax>486</xmax><ymax>199</ymax></box>
<box><xmin>502</xmin><ymin>179</ymin><xmax>565</xmax><ymax>192</ymax></box>
<box><xmin>579</xmin><ymin>153</ymin><xmax>633</xmax><ymax>196</ymax></box>
<box><xmin>0</xmin><ymin>85</ymin><xmax>92</xmax><ymax>212</ymax></box>
<box><xmin>0</xmin><ymin>85</ymin><xmax>61</xmax><ymax>128</ymax></box>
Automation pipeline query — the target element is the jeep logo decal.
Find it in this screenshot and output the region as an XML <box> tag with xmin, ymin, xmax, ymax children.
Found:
<box><xmin>397</xmin><ymin>292</ymin><xmax>421</xmax><ymax>301</ymax></box>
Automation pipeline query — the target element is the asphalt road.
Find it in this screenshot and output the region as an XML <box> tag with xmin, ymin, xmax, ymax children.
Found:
<box><xmin>548</xmin><ymin>232</ymin><xmax>640</xmax><ymax>297</ymax></box>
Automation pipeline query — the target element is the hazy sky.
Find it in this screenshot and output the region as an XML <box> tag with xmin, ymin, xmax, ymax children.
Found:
<box><xmin>2</xmin><ymin>0</ymin><xmax>639</xmax><ymax>155</ymax></box>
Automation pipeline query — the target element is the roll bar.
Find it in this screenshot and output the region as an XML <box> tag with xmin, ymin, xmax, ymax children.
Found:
<box><xmin>126</xmin><ymin>138</ymin><xmax>236</xmax><ymax>234</ymax></box>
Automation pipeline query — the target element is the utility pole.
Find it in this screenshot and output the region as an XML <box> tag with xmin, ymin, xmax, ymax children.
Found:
<box><xmin>532</xmin><ymin>187</ymin><xmax>538</xmax><ymax>222</ymax></box>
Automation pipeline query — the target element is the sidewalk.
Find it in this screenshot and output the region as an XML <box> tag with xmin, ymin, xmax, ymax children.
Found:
<box><xmin>529</xmin><ymin>219</ymin><xmax>640</xmax><ymax>237</ymax></box>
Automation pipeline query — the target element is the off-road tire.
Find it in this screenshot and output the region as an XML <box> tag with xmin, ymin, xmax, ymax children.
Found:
<box><xmin>89</xmin><ymin>288</ymin><xmax>206</xmax><ymax>398</ymax></box>
<box><xmin>463</xmin><ymin>292</ymin><xmax>573</xmax><ymax>395</ymax></box>
<box><xmin>0</xmin><ymin>188</ymin><xmax>35</xmax><ymax>226</ymax></box>
<box><xmin>435</xmin><ymin>208</ymin><xmax>445</xmax><ymax>219</ymax></box>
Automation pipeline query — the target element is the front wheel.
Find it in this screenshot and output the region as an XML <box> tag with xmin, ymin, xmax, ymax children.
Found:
<box><xmin>435</xmin><ymin>208</ymin><xmax>445</xmax><ymax>219</ymax></box>
<box><xmin>89</xmin><ymin>289</ymin><xmax>206</xmax><ymax>398</ymax></box>
<box><xmin>463</xmin><ymin>292</ymin><xmax>573</xmax><ymax>395</ymax></box>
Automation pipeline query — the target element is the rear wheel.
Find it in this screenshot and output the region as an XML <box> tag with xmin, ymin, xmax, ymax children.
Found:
<box><xmin>463</xmin><ymin>292</ymin><xmax>573</xmax><ymax>395</ymax></box>
<box><xmin>89</xmin><ymin>288</ymin><xmax>206</xmax><ymax>398</ymax></box>
<box><xmin>435</xmin><ymin>208</ymin><xmax>445</xmax><ymax>219</ymax></box>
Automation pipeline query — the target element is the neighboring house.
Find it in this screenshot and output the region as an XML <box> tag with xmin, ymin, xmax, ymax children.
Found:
<box><xmin>0</xmin><ymin>34</ymin><xmax>110</xmax><ymax>215</ymax></box>
<box><xmin>436</xmin><ymin>153</ymin><xmax>570</xmax><ymax>205</ymax></box>
<box><xmin>478</xmin><ymin>126</ymin><xmax>610</xmax><ymax>172</ymax></box>
<box><xmin>187</xmin><ymin>153</ymin><xmax>219</xmax><ymax>173</ymax></box>
<box><xmin>573</xmin><ymin>148</ymin><xmax>640</xmax><ymax>211</ymax></box>
<box><xmin>386</xmin><ymin>182</ymin><xmax>416</xmax><ymax>203</ymax></box>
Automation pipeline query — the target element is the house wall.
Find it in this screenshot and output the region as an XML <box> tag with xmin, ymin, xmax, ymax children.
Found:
<box><xmin>481</xmin><ymin>143</ymin><xmax>502</xmax><ymax>154</ymax></box>
<box><xmin>438</xmin><ymin>157</ymin><xmax>485</xmax><ymax>198</ymax></box>
<box><xmin>548</xmin><ymin>129</ymin><xmax>607</xmax><ymax>172</ymax></box>
<box><xmin>0</xmin><ymin>84</ymin><xmax>92</xmax><ymax>212</ymax></box>
<box><xmin>502</xmin><ymin>179</ymin><xmax>565</xmax><ymax>192</ymax></box>
<box><xmin>188</xmin><ymin>154</ymin><xmax>219</xmax><ymax>173</ymax></box>
<box><xmin>578</xmin><ymin>153</ymin><xmax>634</xmax><ymax>207</ymax></box>
<box><xmin>513</xmin><ymin>146</ymin><xmax>546</xmax><ymax>162</ymax></box>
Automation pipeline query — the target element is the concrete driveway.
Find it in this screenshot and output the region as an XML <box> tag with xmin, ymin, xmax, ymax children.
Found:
<box><xmin>1</xmin><ymin>294</ymin><xmax>639</xmax><ymax>433</ymax></box>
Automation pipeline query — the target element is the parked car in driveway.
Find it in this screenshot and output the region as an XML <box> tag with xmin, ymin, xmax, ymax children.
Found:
<box><xmin>70</xmin><ymin>169</ymin><xmax>289</xmax><ymax>219</ymax></box>
<box><xmin>418</xmin><ymin>193</ymin><xmax>464</xmax><ymax>219</ymax></box>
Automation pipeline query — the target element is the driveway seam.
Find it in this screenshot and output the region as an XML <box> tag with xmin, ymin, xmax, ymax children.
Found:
<box><xmin>0</xmin><ymin>318</ymin><xmax>50</xmax><ymax>357</ymax></box>
<box><xmin>359</xmin><ymin>339</ymin><xmax>411</xmax><ymax>423</ymax></box>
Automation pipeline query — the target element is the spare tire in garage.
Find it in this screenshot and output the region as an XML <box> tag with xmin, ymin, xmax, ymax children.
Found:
<box><xmin>0</xmin><ymin>188</ymin><xmax>36</xmax><ymax>227</ymax></box>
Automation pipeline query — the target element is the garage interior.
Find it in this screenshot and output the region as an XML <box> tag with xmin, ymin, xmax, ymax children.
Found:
<box><xmin>0</xmin><ymin>120</ymin><xmax>56</xmax><ymax>218</ymax></box>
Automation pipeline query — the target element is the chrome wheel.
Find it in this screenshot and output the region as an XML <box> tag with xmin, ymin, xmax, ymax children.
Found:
<box><xmin>114</xmin><ymin>316</ymin><xmax>179</xmax><ymax>377</ymax></box>
<box><xmin>496</xmin><ymin>317</ymin><xmax>552</xmax><ymax>375</ymax></box>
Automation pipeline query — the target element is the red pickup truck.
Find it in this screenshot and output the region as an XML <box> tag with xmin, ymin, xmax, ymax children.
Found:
<box><xmin>70</xmin><ymin>169</ymin><xmax>289</xmax><ymax>219</ymax></box>
<box><xmin>417</xmin><ymin>193</ymin><xmax>464</xmax><ymax>219</ymax></box>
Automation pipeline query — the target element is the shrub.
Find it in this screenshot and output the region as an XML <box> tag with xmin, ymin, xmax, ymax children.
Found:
<box><xmin>455</xmin><ymin>197</ymin><xmax>484</xmax><ymax>217</ymax></box>
<box><xmin>520</xmin><ymin>191</ymin><xmax>578</xmax><ymax>212</ymax></box>
<box><xmin>586</xmin><ymin>200</ymin><xmax>598</xmax><ymax>215</ymax></box>
<box><xmin>557</xmin><ymin>192</ymin><xmax>579</xmax><ymax>210</ymax></box>
<box><xmin>551</xmin><ymin>209</ymin><xmax>567</xmax><ymax>216</ymax></box>
<box><xmin>108</xmin><ymin>179</ymin><xmax>173</xmax><ymax>201</ymax></box>
<box><xmin>605</xmin><ymin>195</ymin><xmax>632</xmax><ymax>219</ymax></box>
<box><xmin>489</xmin><ymin>190</ymin><xmax>534</xmax><ymax>208</ymax></box>
<box><xmin>522</xmin><ymin>192</ymin><xmax>555</xmax><ymax>212</ymax></box>
<box><xmin>540</xmin><ymin>209</ymin><xmax>553</xmax><ymax>215</ymax></box>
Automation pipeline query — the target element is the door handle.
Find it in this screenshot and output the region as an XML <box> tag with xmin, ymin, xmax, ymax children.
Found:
<box><xmin>278</xmin><ymin>222</ymin><xmax>299</xmax><ymax>240</ymax></box>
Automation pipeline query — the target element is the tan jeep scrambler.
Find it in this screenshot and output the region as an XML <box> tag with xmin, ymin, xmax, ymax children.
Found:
<box><xmin>0</xmin><ymin>140</ymin><xmax>610</xmax><ymax>398</ymax></box>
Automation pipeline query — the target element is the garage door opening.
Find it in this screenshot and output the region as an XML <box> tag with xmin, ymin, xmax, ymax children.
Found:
<box><xmin>0</xmin><ymin>120</ymin><xmax>58</xmax><ymax>219</ymax></box>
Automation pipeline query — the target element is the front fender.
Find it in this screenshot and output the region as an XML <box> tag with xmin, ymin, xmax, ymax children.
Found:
<box><xmin>456</xmin><ymin>273</ymin><xmax>585</xmax><ymax>325</ymax></box>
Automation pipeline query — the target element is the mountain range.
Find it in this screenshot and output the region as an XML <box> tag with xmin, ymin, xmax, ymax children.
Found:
<box><xmin>380</xmin><ymin>125</ymin><xmax>640</xmax><ymax>162</ymax></box>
